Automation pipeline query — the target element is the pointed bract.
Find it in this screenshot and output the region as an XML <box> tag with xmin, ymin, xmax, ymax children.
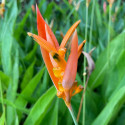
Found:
<box><xmin>45</xmin><ymin>24</ymin><xmax>57</xmax><ymax>48</ymax></box>
<box><xmin>36</xmin><ymin>5</ymin><xmax>59</xmax><ymax>89</ymax></box>
<box><xmin>60</xmin><ymin>20</ymin><xmax>81</xmax><ymax>48</ymax></box>
<box><xmin>62</xmin><ymin>30</ymin><xmax>78</xmax><ymax>90</ymax></box>
<box><xmin>27</xmin><ymin>32</ymin><xmax>57</xmax><ymax>52</ymax></box>
<box><xmin>78</xmin><ymin>40</ymin><xmax>86</xmax><ymax>58</ymax></box>
<box><xmin>41</xmin><ymin>48</ymin><xmax>59</xmax><ymax>89</ymax></box>
<box><xmin>36</xmin><ymin>5</ymin><xmax>59</xmax><ymax>49</ymax></box>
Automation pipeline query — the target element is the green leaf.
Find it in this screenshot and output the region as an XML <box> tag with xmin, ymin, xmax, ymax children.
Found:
<box><xmin>92</xmin><ymin>86</ymin><xmax>125</xmax><ymax>125</ymax></box>
<box><xmin>15</xmin><ymin>8</ymin><xmax>32</xmax><ymax>40</ymax></box>
<box><xmin>15</xmin><ymin>67</ymin><xmax>45</xmax><ymax>119</ymax></box>
<box><xmin>12</xmin><ymin>49</ymin><xmax>19</xmax><ymax>99</ymax></box>
<box><xmin>63</xmin><ymin>0</ymin><xmax>73</xmax><ymax>10</ymax></box>
<box><xmin>24</xmin><ymin>43</ymin><xmax>38</xmax><ymax>62</ymax></box>
<box><xmin>40</xmin><ymin>98</ymin><xmax>58</xmax><ymax>125</ymax></box>
<box><xmin>16</xmin><ymin>67</ymin><xmax>45</xmax><ymax>106</ymax></box>
<box><xmin>95</xmin><ymin>0</ymin><xmax>102</xmax><ymax>28</ymax></box>
<box><xmin>1</xmin><ymin>0</ymin><xmax>18</xmax><ymax>76</ymax></box>
<box><xmin>0</xmin><ymin>80</ymin><xmax>5</xmax><ymax>125</ymax></box>
<box><xmin>102</xmin><ymin>50</ymin><xmax>125</xmax><ymax>100</ymax></box>
<box><xmin>85</xmin><ymin>89</ymin><xmax>101</xmax><ymax>125</ymax></box>
<box><xmin>76</xmin><ymin>73</ymin><xmax>82</xmax><ymax>85</ymax></box>
<box><xmin>3</xmin><ymin>0</ymin><xmax>19</xmax><ymax>121</ymax></box>
<box><xmin>21</xmin><ymin>61</ymin><xmax>35</xmax><ymax>90</ymax></box>
<box><xmin>88</xmin><ymin>31</ymin><xmax>125</xmax><ymax>89</ymax></box>
<box><xmin>49</xmin><ymin>99</ymin><xmax>58</xmax><ymax>125</ymax></box>
<box><xmin>32</xmin><ymin>68</ymin><xmax>50</xmax><ymax>99</ymax></box>
<box><xmin>0</xmin><ymin>109</ymin><xmax>5</xmax><ymax>125</ymax></box>
<box><xmin>0</xmin><ymin>71</ymin><xmax>10</xmax><ymax>89</ymax></box>
<box><xmin>41</xmin><ymin>68</ymin><xmax>50</xmax><ymax>93</ymax></box>
<box><xmin>0</xmin><ymin>98</ymin><xmax>29</xmax><ymax>114</ymax></box>
<box><xmin>38</xmin><ymin>0</ymin><xmax>46</xmax><ymax>9</ymax></box>
<box><xmin>44</xmin><ymin>2</ymin><xmax>54</xmax><ymax>19</ymax></box>
<box><xmin>6</xmin><ymin>49</ymin><xmax>19</xmax><ymax>125</ymax></box>
<box><xmin>1</xmin><ymin>31</ymin><xmax>12</xmax><ymax>76</ymax></box>
<box><xmin>24</xmin><ymin>86</ymin><xmax>56</xmax><ymax>125</ymax></box>
<box><xmin>115</xmin><ymin>108</ymin><xmax>125</xmax><ymax>125</ymax></box>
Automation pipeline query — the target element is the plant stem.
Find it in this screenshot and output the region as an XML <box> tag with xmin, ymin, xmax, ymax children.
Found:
<box><xmin>123</xmin><ymin>27</ymin><xmax>125</xmax><ymax>50</ymax></box>
<box><xmin>89</xmin><ymin>0</ymin><xmax>95</xmax><ymax>51</ymax></box>
<box><xmin>83</xmin><ymin>1</ymin><xmax>88</xmax><ymax>125</ymax></box>
<box><xmin>77</xmin><ymin>74</ymin><xmax>90</xmax><ymax>122</ymax></box>
<box><xmin>107</xmin><ymin>4</ymin><xmax>111</xmax><ymax>67</ymax></box>
<box><xmin>124</xmin><ymin>32</ymin><xmax>125</xmax><ymax>50</ymax></box>
<box><xmin>69</xmin><ymin>107</ymin><xmax>78</xmax><ymax>125</ymax></box>
<box><xmin>0</xmin><ymin>80</ymin><xmax>4</xmax><ymax>111</ymax></box>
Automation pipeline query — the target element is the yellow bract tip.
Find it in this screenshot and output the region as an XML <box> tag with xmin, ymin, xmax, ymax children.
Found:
<box><xmin>78</xmin><ymin>20</ymin><xmax>81</xmax><ymax>23</ymax></box>
<box><xmin>27</xmin><ymin>32</ymin><xmax>32</xmax><ymax>36</ymax></box>
<box><xmin>83</xmin><ymin>40</ymin><xmax>86</xmax><ymax>43</ymax></box>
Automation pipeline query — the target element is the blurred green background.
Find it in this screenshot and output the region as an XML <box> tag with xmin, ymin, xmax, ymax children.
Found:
<box><xmin>0</xmin><ymin>0</ymin><xmax>125</xmax><ymax>125</ymax></box>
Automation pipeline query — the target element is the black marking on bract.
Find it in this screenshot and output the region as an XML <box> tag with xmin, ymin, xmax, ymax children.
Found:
<box><xmin>81</xmin><ymin>43</ymin><xmax>85</xmax><ymax>51</ymax></box>
<box><xmin>53</xmin><ymin>53</ymin><xmax>60</xmax><ymax>61</ymax></box>
<box><xmin>83</xmin><ymin>43</ymin><xmax>85</xmax><ymax>47</ymax></box>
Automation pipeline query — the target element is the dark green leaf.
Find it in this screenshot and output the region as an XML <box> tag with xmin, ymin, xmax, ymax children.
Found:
<box><xmin>24</xmin><ymin>86</ymin><xmax>56</xmax><ymax>125</ymax></box>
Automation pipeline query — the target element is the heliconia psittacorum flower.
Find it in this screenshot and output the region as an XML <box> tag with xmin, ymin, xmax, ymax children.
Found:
<box><xmin>28</xmin><ymin>5</ymin><xmax>86</xmax><ymax>108</ymax></box>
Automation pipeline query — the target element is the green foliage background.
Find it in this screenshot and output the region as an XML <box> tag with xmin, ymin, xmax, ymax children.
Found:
<box><xmin>0</xmin><ymin>0</ymin><xmax>125</xmax><ymax>125</ymax></box>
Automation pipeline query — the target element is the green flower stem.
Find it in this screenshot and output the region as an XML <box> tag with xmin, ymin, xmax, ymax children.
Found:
<box><xmin>69</xmin><ymin>108</ymin><xmax>78</xmax><ymax>125</ymax></box>
<box><xmin>0</xmin><ymin>80</ymin><xmax>4</xmax><ymax>111</ymax></box>
<box><xmin>89</xmin><ymin>0</ymin><xmax>95</xmax><ymax>51</ymax></box>
<box><xmin>124</xmin><ymin>31</ymin><xmax>125</xmax><ymax>50</ymax></box>
<box><xmin>83</xmin><ymin>1</ymin><xmax>88</xmax><ymax>125</ymax></box>
<box><xmin>107</xmin><ymin>5</ymin><xmax>111</xmax><ymax>66</ymax></box>
<box><xmin>123</xmin><ymin>23</ymin><xmax>125</xmax><ymax>50</ymax></box>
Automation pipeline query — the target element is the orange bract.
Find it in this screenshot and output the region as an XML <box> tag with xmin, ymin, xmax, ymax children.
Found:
<box><xmin>60</xmin><ymin>20</ymin><xmax>81</xmax><ymax>48</ymax></box>
<box><xmin>28</xmin><ymin>5</ymin><xmax>86</xmax><ymax>107</ymax></box>
<box><xmin>78</xmin><ymin>40</ymin><xmax>86</xmax><ymax>58</ymax></box>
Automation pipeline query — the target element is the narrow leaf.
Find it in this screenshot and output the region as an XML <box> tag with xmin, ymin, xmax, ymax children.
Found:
<box><xmin>89</xmin><ymin>31</ymin><xmax>125</xmax><ymax>89</ymax></box>
<box><xmin>21</xmin><ymin>61</ymin><xmax>35</xmax><ymax>90</ymax></box>
<box><xmin>92</xmin><ymin>86</ymin><xmax>125</xmax><ymax>125</ymax></box>
<box><xmin>15</xmin><ymin>67</ymin><xmax>45</xmax><ymax>119</ymax></box>
<box><xmin>24</xmin><ymin>86</ymin><xmax>56</xmax><ymax>125</ymax></box>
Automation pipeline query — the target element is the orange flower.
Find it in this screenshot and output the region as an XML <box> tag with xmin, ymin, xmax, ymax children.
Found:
<box><xmin>28</xmin><ymin>5</ymin><xmax>86</xmax><ymax>108</ymax></box>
